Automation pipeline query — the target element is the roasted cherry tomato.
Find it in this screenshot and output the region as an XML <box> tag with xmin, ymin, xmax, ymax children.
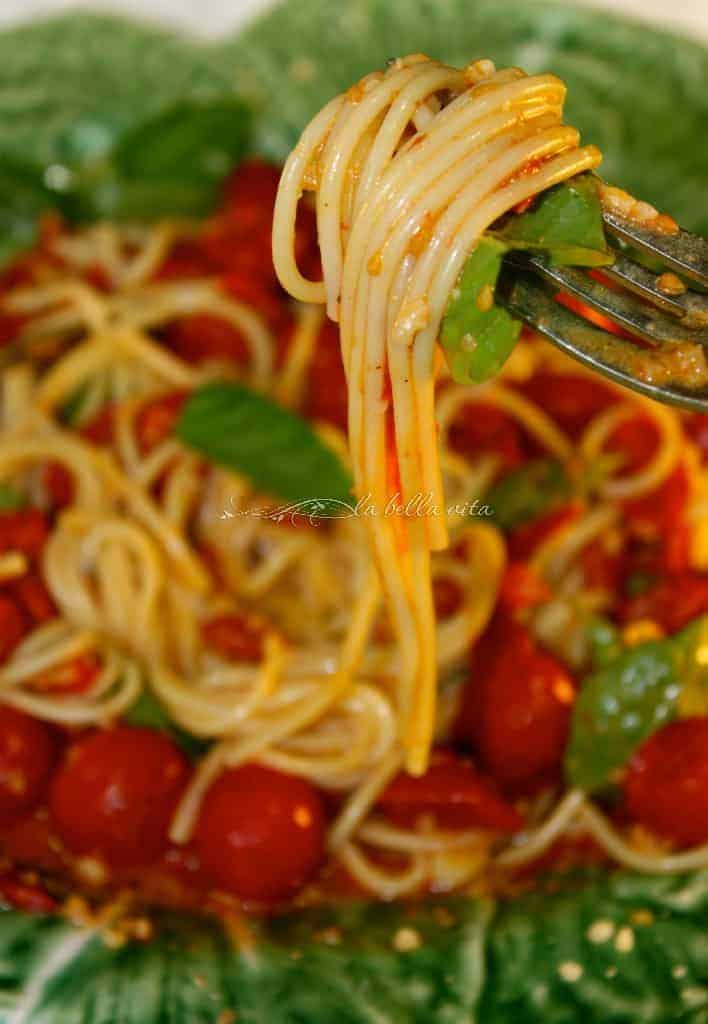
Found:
<box><xmin>620</xmin><ymin>571</ymin><xmax>708</xmax><ymax>634</ymax></box>
<box><xmin>457</xmin><ymin>615</ymin><xmax>576</xmax><ymax>792</ymax></box>
<box><xmin>684</xmin><ymin>412</ymin><xmax>708</xmax><ymax>462</ymax></box>
<box><xmin>624</xmin><ymin>718</ymin><xmax>708</xmax><ymax>846</ymax></box>
<box><xmin>201</xmin><ymin>613</ymin><xmax>265</xmax><ymax>662</ymax></box>
<box><xmin>194</xmin><ymin>763</ymin><xmax>326</xmax><ymax>903</ymax></box>
<box><xmin>50</xmin><ymin>726</ymin><xmax>190</xmax><ymax>868</ymax></box>
<box><xmin>447</xmin><ymin>400</ymin><xmax>525</xmax><ymax>470</ymax></box>
<box><xmin>303</xmin><ymin>319</ymin><xmax>348</xmax><ymax>432</ymax></box>
<box><xmin>377</xmin><ymin>749</ymin><xmax>522</xmax><ymax>832</ymax></box>
<box><xmin>135</xmin><ymin>391</ymin><xmax>189</xmax><ymax>454</ymax></box>
<box><xmin>0</xmin><ymin>871</ymin><xmax>58</xmax><ymax>913</ymax></box>
<box><xmin>516</xmin><ymin>372</ymin><xmax>614</xmax><ymax>440</ymax></box>
<box><xmin>622</xmin><ymin>465</ymin><xmax>691</xmax><ymax>574</ymax></box>
<box><xmin>0</xmin><ymin>596</ymin><xmax>26</xmax><ymax>662</ymax></box>
<box><xmin>0</xmin><ymin>509</ymin><xmax>49</xmax><ymax>558</ymax></box>
<box><xmin>0</xmin><ymin>706</ymin><xmax>55</xmax><ymax>824</ymax></box>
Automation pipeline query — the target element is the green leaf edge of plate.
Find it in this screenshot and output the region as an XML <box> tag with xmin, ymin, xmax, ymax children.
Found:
<box><xmin>0</xmin><ymin>4</ymin><xmax>705</xmax><ymax>1021</ymax></box>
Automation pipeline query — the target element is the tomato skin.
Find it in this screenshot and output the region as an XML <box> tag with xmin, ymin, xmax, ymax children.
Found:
<box><xmin>135</xmin><ymin>391</ymin><xmax>189</xmax><ymax>454</ymax></box>
<box><xmin>457</xmin><ymin>615</ymin><xmax>576</xmax><ymax>792</ymax></box>
<box><xmin>624</xmin><ymin>718</ymin><xmax>708</xmax><ymax>846</ymax></box>
<box><xmin>201</xmin><ymin>614</ymin><xmax>265</xmax><ymax>662</ymax></box>
<box><xmin>194</xmin><ymin>764</ymin><xmax>326</xmax><ymax>903</ymax></box>
<box><xmin>623</xmin><ymin>465</ymin><xmax>691</xmax><ymax>574</ymax></box>
<box><xmin>516</xmin><ymin>372</ymin><xmax>614</xmax><ymax>439</ymax></box>
<box><xmin>81</xmin><ymin>403</ymin><xmax>116</xmax><ymax>445</ymax></box>
<box><xmin>50</xmin><ymin>727</ymin><xmax>190</xmax><ymax>868</ymax></box>
<box><xmin>164</xmin><ymin>312</ymin><xmax>250</xmax><ymax>367</ymax></box>
<box><xmin>448</xmin><ymin>400</ymin><xmax>525</xmax><ymax>470</ymax></box>
<box><xmin>684</xmin><ymin>413</ymin><xmax>708</xmax><ymax>462</ymax></box>
<box><xmin>620</xmin><ymin>571</ymin><xmax>708</xmax><ymax>634</ymax></box>
<box><xmin>0</xmin><ymin>596</ymin><xmax>26</xmax><ymax>662</ymax></box>
<box><xmin>303</xmin><ymin>319</ymin><xmax>348</xmax><ymax>432</ymax></box>
<box><xmin>0</xmin><ymin>707</ymin><xmax>55</xmax><ymax>824</ymax></box>
<box><xmin>377</xmin><ymin>749</ymin><xmax>523</xmax><ymax>832</ymax></box>
<box><xmin>0</xmin><ymin>509</ymin><xmax>49</xmax><ymax>558</ymax></box>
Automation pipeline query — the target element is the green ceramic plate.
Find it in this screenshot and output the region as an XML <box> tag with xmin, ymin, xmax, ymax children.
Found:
<box><xmin>0</xmin><ymin>3</ymin><xmax>706</xmax><ymax>1021</ymax></box>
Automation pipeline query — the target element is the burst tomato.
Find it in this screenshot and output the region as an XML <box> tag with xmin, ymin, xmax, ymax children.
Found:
<box><xmin>457</xmin><ymin>615</ymin><xmax>576</xmax><ymax>792</ymax></box>
<box><xmin>194</xmin><ymin>764</ymin><xmax>326</xmax><ymax>903</ymax></box>
<box><xmin>624</xmin><ymin>718</ymin><xmax>708</xmax><ymax>846</ymax></box>
<box><xmin>50</xmin><ymin>727</ymin><xmax>190</xmax><ymax>868</ymax></box>
<box><xmin>377</xmin><ymin>749</ymin><xmax>522</xmax><ymax>831</ymax></box>
<box><xmin>0</xmin><ymin>707</ymin><xmax>55</xmax><ymax>824</ymax></box>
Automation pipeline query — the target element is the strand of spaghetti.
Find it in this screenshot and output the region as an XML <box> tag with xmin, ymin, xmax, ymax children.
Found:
<box><xmin>328</xmin><ymin>748</ymin><xmax>403</xmax><ymax>850</ymax></box>
<box><xmin>337</xmin><ymin>840</ymin><xmax>427</xmax><ymax>899</ymax></box>
<box><xmin>274</xmin><ymin>57</ymin><xmax>600</xmax><ymax>774</ymax></box>
<box><xmin>495</xmin><ymin>789</ymin><xmax>586</xmax><ymax>866</ymax></box>
<box><xmin>579</xmin><ymin>801</ymin><xmax>708</xmax><ymax>873</ymax></box>
<box><xmin>579</xmin><ymin>397</ymin><xmax>681</xmax><ymax>500</ymax></box>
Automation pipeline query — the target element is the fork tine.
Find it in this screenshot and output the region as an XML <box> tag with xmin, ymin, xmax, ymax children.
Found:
<box><xmin>602</xmin><ymin>211</ymin><xmax>708</xmax><ymax>287</ymax></box>
<box><xmin>517</xmin><ymin>254</ymin><xmax>708</xmax><ymax>347</ymax></box>
<box><xmin>604</xmin><ymin>251</ymin><xmax>708</xmax><ymax>328</ymax></box>
<box><xmin>496</xmin><ymin>266</ymin><xmax>708</xmax><ymax>412</ymax></box>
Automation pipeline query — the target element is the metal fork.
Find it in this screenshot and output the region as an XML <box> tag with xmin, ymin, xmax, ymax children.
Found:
<box><xmin>497</xmin><ymin>210</ymin><xmax>708</xmax><ymax>411</ymax></box>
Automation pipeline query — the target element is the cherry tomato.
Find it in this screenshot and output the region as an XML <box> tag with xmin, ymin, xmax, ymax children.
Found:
<box><xmin>556</xmin><ymin>291</ymin><xmax>637</xmax><ymax>340</ymax></box>
<box><xmin>447</xmin><ymin>400</ymin><xmax>525</xmax><ymax>470</ymax></box>
<box><xmin>377</xmin><ymin>749</ymin><xmax>523</xmax><ymax>831</ymax></box>
<box><xmin>0</xmin><ymin>706</ymin><xmax>55</xmax><ymax>824</ymax></box>
<box><xmin>303</xmin><ymin>319</ymin><xmax>348</xmax><ymax>432</ymax></box>
<box><xmin>516</xmin><ymin>372</ymin><xmax>615</xmax><ymax>440</ymax></box>
<box><xmin>580</xmin><ymin>536</ymin><xmax>625</xmax><ymax>593</ymax></box>
<box><xmin>620</xmin><ymin>571</ymin><xmax>708</xmax><ymax>633</ymax></box>
<box><xmin>201</xmin><ymin>613</ymin><xmax>265</xmax><ymax>662</ymax></box>
<box><xmin>0</xmin><ymin>509</ymin><xmax>49</xmax><ymax>558</ymax></box>
<box><xmin>457</xmin><ymin>615</ymin><xmax>576</xmax><ymax>792</ymax></box>
<box><xmin>194</xmin><ymin>763</ymin><xmax>326</xmax><ymax>903</ymax></box>
<box><xmin>624</xmin><ymin>718</ymin><xmax>708</xmax><ymax>846</ymax></box>
<box><xmin>50</xmin><ymin>726</ymin><xmax>190</xmax><ymax>867</ymax></box>
<box><xmin>0</xmin><ymin>596</ymin><xmax>26</xmax><ymax>662</ymax></box>
<box><xmin>135</xmin><ymin>391</ymin><xmax>189</xmax><ymax>454</ymax></box>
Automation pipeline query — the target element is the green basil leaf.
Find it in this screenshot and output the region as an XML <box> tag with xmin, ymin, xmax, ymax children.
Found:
<box><xmin>493</xmin><ymin>173</ymin><xmax>613</xmax><ymax>267</ymax></box>
<box><xmin>0</xmin><ymin>482</ymin><xmax>25</xmax><ymax>511</ymax></box>
<box><xmin>566</xmin><ymin>615</ymin><xmax>708</xmax><ymax>792</ymax></box>
<box><xmin>585</xmin><ymin>616</ymin><xmax>624</xmax><ymax>670</ymax></box>
<box><xmin>124</xmin><ymin>690</ymin><xmax>209</xmax><ymax>761</ymax></box>
<box><xmin>485</xmin><ymin>458</ymin><xmax>571</xmax><ymax>531</ymax></box>
<box><xmin>0</xmin><ymin>157</ymin><xmax>57</xmax><ymax>263</ymax></box>
<box><xmin>60</xmin><ymin>98</ymin><xmax>252</xmax><ymax>222</ymax></box>
<box><xmin>441</xmin><ymin>237</ymin><xmax>522</xmax><ymax>383</ymax></box>
<box><xmin>176</xmin><ymin>381</ymin><xmax>354</xmax><ymax>507</ymax></box>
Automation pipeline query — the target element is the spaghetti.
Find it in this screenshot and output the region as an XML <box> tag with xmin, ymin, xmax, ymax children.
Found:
<box><xmin>273</xmin><ymin>55</ymin><xmax>601</xmax><ymax>774</ymax></box>
<box><xmin>0</xmin><ymin>64</ymin><xmax>703</xmax><ymax>910</ymax></box>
